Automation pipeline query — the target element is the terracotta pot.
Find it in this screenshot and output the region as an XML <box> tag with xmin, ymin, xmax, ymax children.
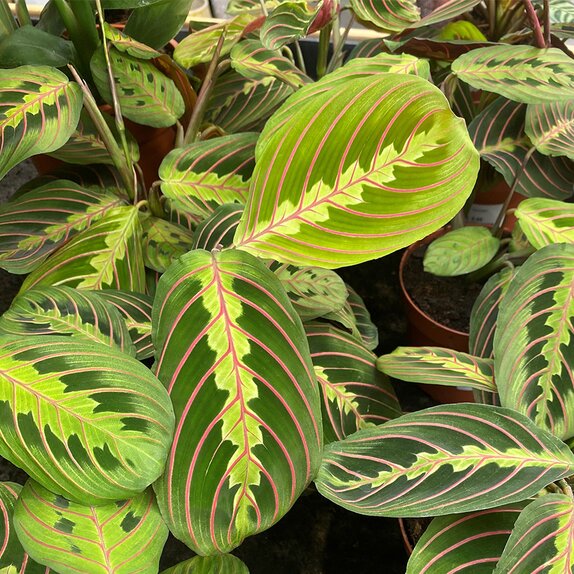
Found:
<box><xmin>399</xmin><ymin>229</ymin><xmax>474</xmax><ymax>404</ymax></box>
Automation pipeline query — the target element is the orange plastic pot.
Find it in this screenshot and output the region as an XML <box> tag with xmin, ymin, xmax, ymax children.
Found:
<box><xmin>399</xmin><ymin>229</ymin><xmax>474</xmax><ymax>403</ymax></box>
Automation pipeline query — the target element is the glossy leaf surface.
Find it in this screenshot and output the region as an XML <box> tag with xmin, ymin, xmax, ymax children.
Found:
<box><xmin>526</xmin><ymin>101</ymin><xmax>574</xmax><ymax>160</ymax></box>
<box><xmin>316</xmin><ymin>404</ymin><xmax>574</xmax><ymax>516</ymax></box>
<box><xmin>161</xmin><ymin>554</ymin><xmax>249</xmax><ymax>573</ymax></box>
<box><xmin>153</xmin><ymin>249</ymin><xmax>322</xmax><ymax>554</ymax></box>
<box><xmin>494</xmin><ymin>494</ymin><xmax>574</xmax><ymax>574</ymax></box>
<box><xmin>423</xmin><ymin>226</ymin><xmax>500</xmax><ymax>276</ymax></box>
<box><xmin>407</xmin><ymin>503</ymin><xmax>528</xmax><ymax>574</ymax></box>
<box><xmin>0</xmin><ymin>66</ymin><xmax>82</xmax><ymax>180</ymax></box>
<box><xmin>235</xmin><ymin>73</ymin><xmax>479</xmax><ymax>268</ymax></box>
<box><xmin>14</xmin><ymin>481</ymin><xmax>167</xmax><ymax>574</ymax></box>
<box><xmin>0</xmin><ymin>180</ymin><xmax>124</xmax><ymax>274</ymax></box>
<box><xmin>192</xmin><ymin>204</ymin><xmax>244</xmax><ymax>251</ymax></box>
<box><xmin>141</xmin><ymin>216</ymin><xmax>194</xmax><ymax>273</ymax></box>
<box><xmin>0</xmin><ymin>286</ymin><xmax>135</xmax><ymax>356</ymax></box>
<box><xmin>21</xmin><ymin>206</ymin><xmax>146</xmax><ymax>294</ymax></box>
<box><xmin>159</xmin><ymin>133</ymin><xmax>257</xmax><ymax>220</ymax></box>
<box><xmin>261</xmin><ymin>1</ymin><xmax>318</xmax><ymax>50</ymax></box>
<box><xmin>306</xmin><ymin>322</ymin><xmax>401</xmax><ymax>444</ymax></box>
<box><xmin>377</xmin><ymin>347</ymin><xmax>496</xmax><ymax>392</ymax></box>
<box><xmin>515</xmin><ymin>198</ymin><xmax>574</xmax><ymax>249</ymax></box>
<box><xmin>0</xmin><ymin>336</ymin><xmax>174</xmax><ymax>504</ymax></box>
<box><xmin>494</xmin><ymin>244</ymin><xmax>574</xmax><ymax>439</ymax></box>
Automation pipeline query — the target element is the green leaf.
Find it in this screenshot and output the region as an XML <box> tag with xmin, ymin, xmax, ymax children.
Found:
<box><xmin>515</xmin><ymin>198</ymin><xmax>574</xmax><ymax>249</ymax></box>
<box><xmin>306</xmin><ymin>322</ymin><xmax>401</xmax><ymax>444</ymax></box>
<box><xmin>14</xmin><ymin>481</ymin><xmax>168</xmax><ymax>574</ymax></box>
<box><xmin>125</xmin><ymin>0</ymin><xmax>195</xmax><ymax>50</ymax></box>
<box><xmin>494</xmin><ymin>494</ymin><xmax>574</xmax><ymax>574</ymax></box>
<box><xmin>348</xmin><ymin>39</ymin><xmax>383</xmax><ymax>60</ymax></box>
<box><xmin>337</xmin><ymin>53</ymin><xmax>430</xmax><ymax>79</ymax></box>
<box><xmin>261</xmin><ymin>1</ymin><xmax>318</xmax><ymax>50</ymax></box>
<box><xmin>322</xmin><ymin>299</ymin><xmax>363</xmax><ymax>344</ymax></box>
<box><xmin>270</xmin><ymin>263</ymin><xmax>347</xmax><ymax>321</ymax></box>
<box><xmin>407</xmin><ymin>503</ymin><xmax>528</xmax><ymax>574</ymax></box>
<box><xmin>102</xmin><ymin>23</ymin><xmax>160</xmax><ymax>59</ymax></box>
<box><xmin>350</xmin><ymin>0</ymin><xmax>419</xmax><ymax>32</ymax></box>
<box><xmin>494</xmin><ymin>244</ymin><xmax>574</xmax><ymax>439</ymax></box>
<box><xmin>0</xmin><ymin>25</ymin><xmax>75</xmax><ymax>68</ymax></box>
<box><xmin>96</xmin><ymin>290</ymin><xmax>153</xmax><ymax>360</ymax></box>
<box><xmin>230</xmin><ymin>39</ymin><xmax>311</xmax><ymax>88</ymax></box>
<box><xmin>173</xmin><ymin>15</ymin><xmax>254</xmax><ymax>69</ymax></box>
<box><xmin>0</xmin><ymin>180</ymin><xmax>124</xmax><ymax>274</ymax></box>
<box><xmin>161</xmin><ymin>554</ymin><xmax>249</xmax><ymax>574</ymax></box>
<box><xmin>525</xmin><ymin>101</ymin><xmax>574</xmax><ymax>160</ymax></box>
<box><xmin>0</xmin><ymin>336</ymin><xmax>174</xmax><ymax>504</ymax></box>
<box><xmin>101</xmin><ymin>0</ymin><xmax>165</xmax><ymax>8</ymax></box>
<box><xmin>346</xmin><ymin>286</ymin><xmax>378</xmax><ymax>351</ymax></box>
<box><xmin>377</xmin><ymin>346</ymin><xmax>496</xmax><ymax>392</ymax></box>
<box><xmin>159</xmin><ymin>133</ymin><xmax>257</xmax><ymax>220</ymax></box>
<box><xmin>90</xmin><ymin>47</ymin><xmax>184</xmax><ymax>128</ymax></box>
<box><xmin>48</xmin><ymin>109</ymin><xmax>140</xmax><ymax>166</ymax></box>
<box><xmin>316</xmin><ymin>404</ymin><xmax>574</xmax><ymax>517</ymax></box>
<box><xmin>153</xmin><ymin>249</ymin><xmax>322</xmax><ymax>554</ymax></box>
<box><xmin>0</xmin><ymin>285</ymin><xmax>136</xmax><ymax>356</ymax></box>
<box><xmin>469</xmin><ymin>267</ymin><xmax>515</xmax><ymax>359</ymax></box>
<box><xmin>0</xmin><ymin>66</ymin><xmax>83</xmax><ymax>180</ymax></box>
<box><xmin>423</xmin><ymin>226</ymin><xmax>500</xmax><ymax>276</ymax></box>
<box><xmin>452</xmin><ymin>45</ymin><xmax>574</xmax><ymax>104</ymax></box>
<box><xmin>469</xmin><ymin>97</ymin><xmax>574</xmax><ymax>200</ymax></box>
<box><xmin>205</xmin><ymin>69</ymin><xmax>294</xmax><ymax>133</ymax></box>
<box><xmin>234</xmin><ymin>72</ymin><xmax>479</xmax><ymax>268</ymax></box>
<box><xmin>192</xmin><ymin>204</ymin><xmax>244</xmax><ymax>251</ymax></box>
<box><xmin>0</xmin><ymin>482</ymin><xmax>45</xmax><ymax>574</ymax></box>
<box><xmin>21</xmin><ymin>205</ymin><xmax>146</xmax><ymax>294</ymax></box>
<box><xmin>141</xmin><ymin>215</ymin><xmax>194</xmax><ymax>272</ymax></box>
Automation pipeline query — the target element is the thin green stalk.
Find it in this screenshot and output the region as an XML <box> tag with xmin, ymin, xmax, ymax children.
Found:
<box><xmin>15</xmin><ymin>0</ymin><xmax>31</xmax><ymax>26</ymax></box>
<box><xmin>53</xmin><ymin>0</ymin><xmax>92</xmax><ymax>77</ymax></box>
<box><xmin>327</xmin><ymin>13</ymin><xmax>354</xmax><ymax>73</ymax></box>
<box><xmin>559</xmin><ymin>479</ymin><xmax>573</xmax><ymax>498</ymax></box>
<box><xmin>68</xmin><ymin>65</ymin><xmax>136</xmax><ymax>200</ymax></box>
<box><xmin>316</xmin><ymin>23</ymin><xmax>331</xmax><ymax>79</ymax></box>
<box><xmin>466</xmin><ymin>247</ymin><xmax>535</xmax><ymax>283</ymax></box>
<box><xmin>522</xmin><ymin>0</ymin><xmax>546</xmax><ymax>48</ymax></box>
<box><xmin>184</xmin><ymin>34</ymin><xmax>227</xmax><ymax>145</ymax></box>
<box><xmin>0</xmin><ymin>0</ymin><xmax>17</xmax><ymax>34</ymax></box>
<box><xmin>293</xmin><ymin>41</ymin><xmax>307</xmax><ymax>75</ymax></box>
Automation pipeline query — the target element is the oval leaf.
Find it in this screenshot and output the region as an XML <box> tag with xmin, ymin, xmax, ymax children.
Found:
<box><xmin>423</xmin><ymin>226</ymin><xmax>500</xmax><ymax>276</ymax></box>
<box><xmin>0</xmin><ymin>336</ymin><xmax>174</xmax><ymax>504</ymax></box>
<box><xmin>407</xmin><ymin>503</ymin><xmax>528</xmax><ymax>574</ymax></box>
<box><xmin>191</xmin><ymin>204</ymin><xmax>244</xmax><ymax>251</ymax></box>
<box><xmin>494</xmin><ymin>244</ymin><xmax>574</xmax><ymax>439</ymax></box>
<box><xmin>346</xmin><ymin>286</ymin><xmax>378</xmax><ymax>351</ymax></box>
<box><xmin>21</xmin><ymin>205</ymin><xmax>146</xmax><ymax>294</ymax></box>
<box><xmin>261</xmin><ymin>1</ymin><xmax>318</xmax><ymax>50</ymax></box>
<box><xmin>161</xmin><ymin>554</ymin><xmax>249</xmax><ymax>574</ymax></box>
<box><xmin>515</xmin><ymin>197</ymin><xmax>574</xmax><ymax>249</ymax></box>
<box><xmin>452</xmin><ymin>45</ymin><xmax>574</xmax><ymax>104</ymax></box>
<box><xmin>315</xmin><ymin>404</ymin><xmax>574</xmax><ymax>517</ymax></box>
<box><xmin>153</xmin><ymin>249</ymin><xmax>322</xmax><ymax>554</ymax></box>
<box><xmin>234</xmin><ymin>72</ymin><xmax>479</xmax><ymax>268</ymax></box>
<box><xmin>0</xmin><ymin>180</ymin><xmax>124</xmax><ymax>274</ymax></box>
<box><xmin>0</xmin><ymin>66</ymin><xmax>82</xmax><ymax>180</ymax></box>
<box><xmin>377</xmin><ymin>346</ymin><xmax>496</xmax><ymax>392</ymax></box>
<box><xmin>494</xmin><ymin>494</ymin><xmax>574</xmax><ymax>574</ymax></box>
<box><xmin>14</xmin><ymin>481</ymin><xmax>168</xmax><ymax>574</ymax></box>
<box><xmin>525</xmin><ymin>101</ymin><xmax>574</xmax><ymax>160</ymax></box>
<box><xmin>350</xmin><ymin>0</ymin><xmax>419</xmax><ymax>33</ymax></box>
<box><xmin>159</xmin><ymin>133</ymin><xmax>257</xmax><ymax>220</ymax></box>
<box><xmin>0</xmin><ymin>285</ymin><xmax>136</xmax><ymax>356</ymax></box>
<box><xmin>306</xmin><ymin>322</ymin><xmax>401</xmax><ymax>444</ymax></box>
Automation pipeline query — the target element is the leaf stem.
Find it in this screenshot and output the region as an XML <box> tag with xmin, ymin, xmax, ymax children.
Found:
<box><xmin>316</xmin><ymin>23</ymin><xmax>331</xmax><ymax>79</ymax></box>
<box><xmin>293</xmin><ymin>41</ymin><xmax>307</xmax><ymax>75</ymax></box>
<box><xmin>327</xmin><ymin>13</ymin><xmax>354</xmax><ymax>74</ymax></box>
<box><xmin>543</xmin><ymin>0</ymin><xmax>551</xmax><ymax>47</ymax></box>
<box><xmin>521</xmin><ymin>0</ymin><xmax>546</xmax><ymax>48</ymax></box>
<box><xmin>15</xmin><ymin>0</ymin><xmax>31</xmax><ymax>26</ymax></box>
<box><xmin>0</xmin><ymin>0</ymin><xmax>17</xmax><ymax>34</ymax></box>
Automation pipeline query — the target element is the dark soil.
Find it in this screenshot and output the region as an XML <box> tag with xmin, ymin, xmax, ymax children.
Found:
<box><xmin>402</xmin><ymin>244</ymin><xmax>483</xmax><ymax>333</ymax></box>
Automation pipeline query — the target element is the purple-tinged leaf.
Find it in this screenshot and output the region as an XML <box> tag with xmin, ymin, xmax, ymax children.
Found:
<box><xmin>0</xmin><ymin>66</ymin><xmax>82</xmax><ymax>180</ymax></box>
<box><xmin>261</xmin><ymin>1</ymin><xmax>319</xmax><ymax>50</ymax></box>
<box><xmin>469</xmin><ymin>267</ymin><xmax>515</xmax><ymax>359</ymax></box>
<box><xmin>494</xmin><ymin>244</ymin><xmax>574</xmax><ymax>439</ymax></box>
<box><xmin>407</xmin><ymin>502</ymin><xmax>528</xmax><ymax>574</ymax></box>
<box><xmin>306</xmin><ymin>322</ymin><xmax>401</xmax><ymax>444</ymax></box>
<box><xmin>192</xmin><ymin>204</ymin><xmax>244</xmax><ymax>251</ymax></box>
<box><xmin>469</xmin><ymin>97</ymin><xmax>574</xmax><ymax>200</ymax></box>
<box><xmin>525</xmin><ymin>101</ymin><xmax>574</xmax><ymax>160</ymax></box>
<box><xmin>377</xmin><ymin>346</ymin><xmax>496</xmax><ymax>393</ymax></box>
<box><xmin>0</xmin><ymin>336</ymin><xmax>174</xmax><ymax>504</ymax></box>
<box><xmin>153</xmin><ymin>249</ymin><xmax>322</xmax><ymax>554</ymax></box>
<box><xmin>159</xmin><ymin>133</ymin><xmax>257</xmax><ymax>220</ymax></box>
<box><xmin>0</xmin><ymin>180</ymin><xmax>124</xmax><ymax>274</ymax></box>
<box><xmin>316</xmin><ymin>404</ymin><xmax>574</xmax><ymax>517</ymax></box>
<box><xmin>14</xmin><ymin>481</ymin><xmax>168</xmax><ymax>574</ymax></box>
<box><xmin>494</xmin><ymin>494</ymin><xmax>574</xmax><ymax>573</ymax></box>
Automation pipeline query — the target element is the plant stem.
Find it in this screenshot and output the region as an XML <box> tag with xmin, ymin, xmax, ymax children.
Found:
<box><xmin>15</xmin><ymin>0</ymin><xmax>31</xmax><ymax>26</ymax></box>
<box><xmin>53</xmin><ymin>0</ymin><xmax>92</xmax><ymax>77</ymax></box>
<box><xmin>316</xmin><ymin>23</ymin><xmax>331</xmax><ymax>79</ymax></box>
<box><xmin>293</xmin><ymin>41</ymin><xmax>306</xmax><ymax>75</ymax></box>
<box><xmin>327</xmin><ymin>13</ymin><xmax>354</xmax><ymax>74</ymax></box>
<box><xmin>466</xmin><ymin>247</ymin><xmax>534</xmax><ymax>283</ymax></box>
<box><xmin>69</xmin><ymin>0</ymin><xmax>99</xmax><ymax>57</ymax></box>
<box><xmin>521</xmin><ymin>0</ymin><xmax>546</xmax><ymax>48</ymax></box>
<box><xmin>559</xmin><ymin>479</ymin><xmax>573</xmax><ymax>498</ymax></box>
<box><xmin>543</xmin><ymin>0</ymin><xmax>551</xmax><ymax>47</ymax></box>
<box><xmin>492</xmin><ymin>147</ymin><xmax>535</xmax><ymax>238</ymax></box>
<box><xmin>0</xmin><ymin>0</ymin><xmax>17</xmax><ymax>34</ymax></box>
<box><xmin>183</xmin><ymin>34</ymin><xmax>226</xmax><ymax>145</ymax></box>
<box><xmin>68</xmin><ymin>65</ymin><xmax>136</xmax><ymax>200</ymax></box>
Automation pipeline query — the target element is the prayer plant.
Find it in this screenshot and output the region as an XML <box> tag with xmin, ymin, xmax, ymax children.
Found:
<box><xmin>0</xmin><ymin>0</ymin><xmax>572</xmax><ymax>572</ymax></box>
